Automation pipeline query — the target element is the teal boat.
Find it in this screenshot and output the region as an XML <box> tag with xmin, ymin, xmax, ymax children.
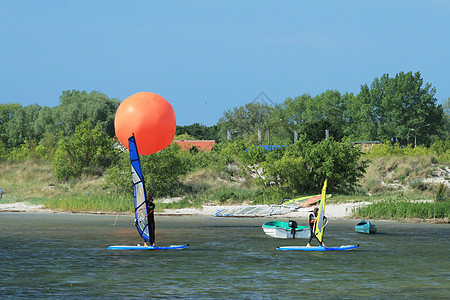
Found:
<box><xmin>262</xmin><ymin>220</ymin><xmax>310</xmax><ymax>239</ymax></box>
<box><xmin>355</xmin><ymin>219</ymin><xmax>377</xmax><ymax>234</ymax></box>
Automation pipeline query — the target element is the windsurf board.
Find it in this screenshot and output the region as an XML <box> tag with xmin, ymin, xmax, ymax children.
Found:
<box><xmin>277</xmin><ymin>245</ymin><xmax>359</xmax><ymax>251</ymax></box>
<box><xmin>108</xmin><ymin>244</ymin><xmax>189</xmax><ymax>250</ymax></box>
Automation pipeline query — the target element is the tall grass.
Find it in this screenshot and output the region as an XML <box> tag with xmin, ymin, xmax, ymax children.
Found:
<box><xmin>436</xmin><ymin>183</ymin><xmax>448</xmax><ymax>202</ymax></box>
<box><xmin>359</xmin><ymin>155</ymin><xmax>441</xmax><ymax>196</ymax></box>
<box><xmin>353</xmin><ymin>200</ymin><xmax>449</xmax><ymax>220</ymax></box>
<box><xmin>176</xmin><ymin>185</ymin><xmax>269</xmax><ymax>206</ymax></box>
<box><xmin>0</xmin><ymin>160</ymin><xmax>131</xmax><ymax>213</ymax></box>
<box><xmin>0</xmin><ymin>160</ymin><xmax>56</xmax><ymax>201</ymax></box>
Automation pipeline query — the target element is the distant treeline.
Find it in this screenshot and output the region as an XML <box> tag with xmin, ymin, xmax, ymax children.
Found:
<box><xmin>1</xmin><ymin>71</ymin><xmax>448</xmax><ymax>152</ymax></box>
<box><xmin>218</xmin><ymin>71</ymin><xmax>449</xmax><ymax>146</ymax></box>
<box><xmin>0</xmin><ymin>90</ymin><xmax>120</xmax><ymax>150</ymax></box>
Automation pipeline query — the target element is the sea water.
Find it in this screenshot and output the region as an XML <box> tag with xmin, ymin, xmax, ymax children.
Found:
<box><xmin>0</xmin><ymin>212</ymin><xmax>448</xmax><ymax>299</ymax></box>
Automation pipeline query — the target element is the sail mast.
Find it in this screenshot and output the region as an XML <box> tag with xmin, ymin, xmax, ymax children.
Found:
<box><xmin>128</xmin><ymin>134</ymin><xmax>151</xmax><ymax>242</ymax></box>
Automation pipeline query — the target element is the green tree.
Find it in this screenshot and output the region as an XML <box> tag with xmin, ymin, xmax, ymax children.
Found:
<box><xmin>357</xmin><ymin>72</ymin><xmax>443</xmax><ymax>145</ymax></box>
<box><xmin>55</xmin><ymin>90</ymin><xmax>120</xmax><ymax>137</ymax></box>
<box><xmin>34</xmin><ymin>106</ymin><xmax>60</xmax><ymax>141</ymax></box>
<box><xmin>297</xmin><ymin>90</ymin><xmax>347</xmax><ymax>142</ymax></box>
<box><xmin>176</xmin><ymin>123</ymin><xmax>219</xmax><ymax>141</ymax></box>
<box><xmin>217</xmin><ymin>102</ymin><xmax>273</xmax><ymax>144</ymax></box>
<box><xmin>278</xmin><ymin>91</ymin><xmax>349</xmax><ymax>144</ymax></box>
<box><xmin>5</xmin><ymin>104</ymin><xmax>41</xmax><ymax>147</ymax></box>
<box><xmin>442</xmin><ymin>97</ymin><xmax>450</xmax><ymax>140</ymax></box>
<box><xmin>0</xmin><ymin>103</ymin><xmax>22</xmax><ymax>148</ymax></box>
<box><xmin>275</xmin><ymin>94</ymin><xmax>310</xmax><ymax>144</ymax></box>
<box><xmin>278</xmin><ymin>95</ymin><xmax>308</xmax><ymax>132</ymax></box>
<box><xmin>344</xmin><ymin>84</ymin><xmax>378</xmax><ymax>141</ymax></box>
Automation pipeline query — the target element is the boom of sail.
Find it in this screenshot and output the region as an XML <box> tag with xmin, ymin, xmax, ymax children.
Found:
<box><xmin>129</xmin><ymin>135</ymin><xmax>151</xmax><ymax>242</ymax></box>
<box><xmin>314</xmin><ymin>179</ymin><xmax>328</xmax><ymax>243</ymax></box>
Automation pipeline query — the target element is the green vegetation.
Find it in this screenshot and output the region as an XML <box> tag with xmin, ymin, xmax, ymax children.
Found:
<box><xmin>52</xmin><ymin>121</ymin><xmax>119</xmax><ymax>180</ymax></box>
<box><xmin>353</xmin><ymin>200</ymin><xmax>449</xmax><ymax>220</ymax></box>
<box><xmin>218</xmin><ymin>72</ymin><xmax>447</xmax><ymax>146</ymax></box>
<box><xmin>176</xmin><ymin>123</ymin><xmax>219</xmax><ymax>142</ymax></box>
<box><xmin>0</xmin><ymin>71</ymin><xmax>449</xmax><ymax>221</ymax></box>
<box><xmin>1</xmin><ymin>141</ymin><xmax>448</xmax><ymax>221</ymax></box>
<box><xmin>436</xmin><ymin>183</ymin><xmax>448</xmax><ymax>202</ymax></box>
<box><xmin>242</xmin><ymin>136</ymin><xmax>368</xmax><ymax>197</ymax></box>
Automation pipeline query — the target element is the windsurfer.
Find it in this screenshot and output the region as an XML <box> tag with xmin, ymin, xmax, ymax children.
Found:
<box><xmin>144</xmin><ymin>195</ymin><xmax>156</xmax><ymax>247</ymax></box>
<box><xmin>306</xmin><ymin>207</ymin><xmax>328</xmax><ymax>247</ymax></box>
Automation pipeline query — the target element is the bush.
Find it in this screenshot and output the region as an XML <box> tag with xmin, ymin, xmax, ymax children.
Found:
<box><xmin>408</xmin><ymin>178</ymin><xmax>427</xmax><ymax>191</ymax></box>
<box><xmin>430</xmin><ymin>139</ymin><xmax>450</xmax><ymax>156</ymax></box>
<box><xmin>8</xmin><ymin>139</ymin><xmax>36</xmax><ymax>161</ymax></box>
<box><xmin>177</xmin><ymin>147</ymin><xmax>214</xmax><ymax>172</ymax></box>
<box><xmin>105</xmin><ymin>143</ymin><xmax>188</xmax><ymax>198</ymax></box>
<box><xmin>241</xmin><ymin>144</ymin><xmax>268</xmax><ymax>166</ymax></box>
<box><xmin>35</xmin><ymin>133</ymin><xmax>59</xmax><ymax>161</ymax></box>
<box><xmin>366</xmin><ymin>140</ymin><xmax>449</xmax><ymax>163</ymax></box>
<box><xmin>205</xmin><ymin>140</ymin><xmax>247</xmax><ymax>178</ymax></box>
<box><xmin>141</xmin><ymin>143</ymin><xmax>187</xmax><ymax>197</ymax></box>
<box><xmin>366</xmin><ymin>141</ymin><xmax>405</xmax><ymax>158</ymax></box>
<box><xmin>436</xmin><ymin>183</ymin><xmax>448</xmax><ymax>202</ymax></box>
<box><xmin>52</xmin><ymin>121</ymin><xmax>118</xmax><ymax>180</ymax></box>
<box><xmin>0</xmin><ymin>140</ymin><xmax>7</xmax><ymax>160</ymax></box>
<box><xmin>254</xmin><ymin>137</ymin><xmax>368</xmax><ymax>197</ymax></box>
<box><xmin>103</xmin><ymin>153</ymin><xmax>132</xmax><ymax>193</ymax></box>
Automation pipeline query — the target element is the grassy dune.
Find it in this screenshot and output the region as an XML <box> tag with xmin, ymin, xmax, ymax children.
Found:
<box><xmin>0</xmin><ymin>158</ymin><xmax>448</xmax><ymax>220</ymax></box>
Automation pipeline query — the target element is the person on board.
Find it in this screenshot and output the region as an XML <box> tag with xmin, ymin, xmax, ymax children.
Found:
<box><xmin>143</xmin><ymin>195</ymin><xmax>156</xmax><ymax>247</ymax></box>
<box><xmin>306</xmin><ymin>207</ymin><xmax>328</xmax><ymax>247</ymax></box>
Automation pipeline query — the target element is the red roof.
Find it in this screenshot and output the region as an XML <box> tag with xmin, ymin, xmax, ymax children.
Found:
<box><xmin>174</xmin><ymin>140</ymin><xmax>216</xmax><ymax>152</ymax></box>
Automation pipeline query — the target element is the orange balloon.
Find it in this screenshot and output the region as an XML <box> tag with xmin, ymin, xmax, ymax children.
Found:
<box><xmin>114</xmin><ymin>92</ymin><xmax>176</xmax><ymax>155</ymax></box>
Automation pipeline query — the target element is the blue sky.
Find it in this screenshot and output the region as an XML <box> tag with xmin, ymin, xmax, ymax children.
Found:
<box><xmin>1</xmin><ymin>1</ymin><xmax>449</xmax><ymax>126</ymax></box>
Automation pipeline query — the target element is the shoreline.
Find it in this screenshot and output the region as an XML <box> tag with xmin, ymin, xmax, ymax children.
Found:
<box><xmin>1</xmin><ymin>202</ymin><xmax>447</xmax><ymax>223</ymax></box>
<box><xmin>0</xmin><ymin>201</ymin><xmax>371</xmax><ymax>219</ymax></box>
<box><xmin>0</xmin><ymin>201</ymin><xmax>362</xmax><ymax>217</ymax></box>
<box><xmin>0</xmin><ymin>202</ymin><xmax>54</xmax><ymax>213</ymax></box>
<box><xmin>158</xmin><ymin>202</ymin><xmax>368</xmax><ymax>219</ymax></box>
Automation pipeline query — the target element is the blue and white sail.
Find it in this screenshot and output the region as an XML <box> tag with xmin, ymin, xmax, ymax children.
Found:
<box><xmin>129</xmin><ymin>135</ymin><xmax>151</xmax><ymax>242</ymax></box>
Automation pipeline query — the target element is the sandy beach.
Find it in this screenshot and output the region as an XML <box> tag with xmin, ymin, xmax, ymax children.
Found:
<box><xmin>0</xmin><ymin>201</ymin><xmax>367</xmax><ymax>219</ymax></box>
<box><xmin>0</xmin><ymin>202</ymin><xmax>54</xmax><ymax>213</ymax></box>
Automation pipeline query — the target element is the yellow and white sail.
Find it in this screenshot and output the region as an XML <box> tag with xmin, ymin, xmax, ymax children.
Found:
<box><xmin>314</xmin><ymin>179</ymin><xmax>327</xmax><ymax>242</ymax></box>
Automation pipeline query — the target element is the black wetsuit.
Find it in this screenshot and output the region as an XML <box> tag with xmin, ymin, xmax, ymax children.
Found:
<box><xmin>307</xmin><ymin>213</ymin><xmax>327</xmax><ymax>246</ymax></box>
<box><xmin>146</xmin><ymin>201</ymin><xmax>155</xmax><ymax>245</ymax></box>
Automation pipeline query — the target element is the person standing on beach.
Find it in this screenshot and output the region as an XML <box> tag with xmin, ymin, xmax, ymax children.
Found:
<box><xmin>143</xmin><ymin>195</ymin><xmax>156</xmax><ymax>247</ymax></box>
<box><xmin>306</xmin><ymin>207</ymin><xmax>328</xmax><ymax>247</ymax></box>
